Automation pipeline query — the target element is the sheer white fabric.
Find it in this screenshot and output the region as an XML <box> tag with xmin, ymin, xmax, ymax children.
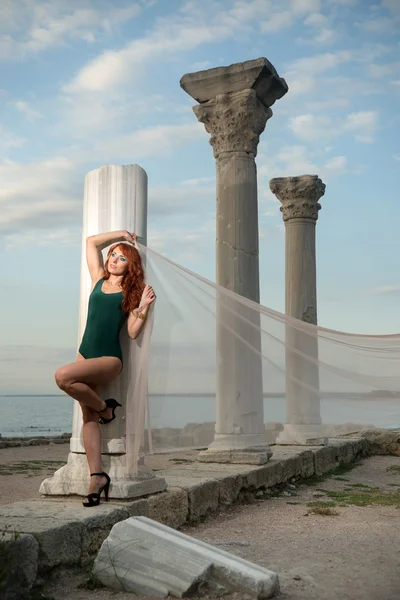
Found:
<box><xmin>125</xmin><ymin>244</ymin><xmax>400</xmax><ymax>474</ymax></box>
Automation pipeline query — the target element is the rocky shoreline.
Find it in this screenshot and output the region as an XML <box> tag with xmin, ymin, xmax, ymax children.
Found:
<box><xmin>0</xmin><ymin>433</ymin><xmax>71</xmax><ymax>449</ymax></box>
<box><xmin>0</xmin><ymin>421</ymin><xmax>375</xmax><ymax>451</ymax></box>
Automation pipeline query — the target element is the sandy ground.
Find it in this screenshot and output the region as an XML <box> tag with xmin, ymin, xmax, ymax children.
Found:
<box><xmin>1</xmin><ymin>445</ymin><xmax>400</xmax><ymax>599</ymax></box>
<box><xmin>0</xmin><ymin>443</ymin><xmax>70</xmax><ymax>506</ymax></box>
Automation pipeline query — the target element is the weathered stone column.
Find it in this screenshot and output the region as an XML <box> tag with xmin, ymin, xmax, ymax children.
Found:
<box><xmin>269</xmin><ymin>175</ymin><xmax>327</xmax><ymax>444</ymax></box>
<box><xmin>40</xmin><ymin>164</ymin><xmax>166</xmax><ymax>497</ymax></box>
<box><xmin>181</xmin><ymin>59</ymin><xmax>288</xmax><ymax>463</ymax></box>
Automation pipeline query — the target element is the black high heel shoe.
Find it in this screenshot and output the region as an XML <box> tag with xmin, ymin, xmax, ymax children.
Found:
<box><xmin>82</xmin><ymin>472</ymin><xmax>111</xmax><ymax>507</ymax></box>
<box><xmin>97</xmin><ymin>398</ymin><xmax>122</xmax><ymax>425</ymax></box>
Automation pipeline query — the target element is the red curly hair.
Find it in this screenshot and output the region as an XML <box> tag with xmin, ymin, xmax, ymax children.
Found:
<box><xmin>103</xmin><ymin>243</ymin><xmax>145</xmax><ymax>314</ymax></box>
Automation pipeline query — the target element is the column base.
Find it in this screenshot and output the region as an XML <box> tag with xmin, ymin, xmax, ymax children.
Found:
<box><xmin>198</xmin><ymin>433</ymin><xmax>273</xmax><ymax>464</ymax></box>
<box><xmin>69</xmin><ymin>431</ymin><xmax>126</xmax><ymax>454</ymax></box>
<box><xmin>39</xmin><ymin>452</ymin><xmax>167</xmax><ymax>499</ymax></box>
<box><xmin>276</xmin><ymin>424</ymin><xmax>328</xmax><ymax>446</ymax></box>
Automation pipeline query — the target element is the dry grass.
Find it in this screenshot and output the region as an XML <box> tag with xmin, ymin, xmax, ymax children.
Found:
<box><xmin>307</xmin><ymin>501</ymin><xmax>339</xmax><ymax>516</ymax></box>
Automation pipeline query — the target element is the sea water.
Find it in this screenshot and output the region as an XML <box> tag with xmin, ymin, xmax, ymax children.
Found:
<box><xmin>0</xmin><ymin>395</ymin><xmax>398</xmax><ymax>438</ymax></box>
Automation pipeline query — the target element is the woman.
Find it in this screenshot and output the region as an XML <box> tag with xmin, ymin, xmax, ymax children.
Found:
<box><xmin>55</xmin><ymin>230</ymin><xmax>156</xmax><ymax>507</ymax></box>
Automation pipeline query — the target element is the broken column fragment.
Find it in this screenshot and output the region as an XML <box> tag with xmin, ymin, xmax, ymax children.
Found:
<box><xmin>93</xmin><ymin>516</ymin><xmax>280</xmax><ymax>598</ymax></box>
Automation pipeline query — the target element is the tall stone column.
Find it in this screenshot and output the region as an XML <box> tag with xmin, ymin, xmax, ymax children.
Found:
<box><xmin>181</xmin><ymin>59</ymin><xmax>288</xmax><ymax>463</ymax></box>
<box><xmin>269</xmin><ymin>175</ymin><xmax>327</xmax><ymax>445</ymax></box>
<box><xmin>40</xmin><ymin>164</ymin><xmax>166</xmax><ymax>498</ymax></box>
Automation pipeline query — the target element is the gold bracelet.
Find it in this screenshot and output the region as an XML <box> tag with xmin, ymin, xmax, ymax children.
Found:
<box><xmin>137</xmin><ymin>312</ymin><xmax>147</xmax><ymax>321</ymax></box>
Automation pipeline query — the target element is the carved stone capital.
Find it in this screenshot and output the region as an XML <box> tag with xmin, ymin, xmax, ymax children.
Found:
<box><xmin>193</xmin><ymin>89</ymin><xmax>272</xmax><ymax>159</ymax></box>
<box><xmin>269</xmin><ymin>175</ymin><xmax>325</xmax><ymax>222</ymax></box>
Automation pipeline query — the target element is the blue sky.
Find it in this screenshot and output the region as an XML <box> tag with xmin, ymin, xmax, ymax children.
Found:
<box><xmin>0</xmin><ymin>0</ymin><xmax>399</xmax><ymax>394</ymax></box>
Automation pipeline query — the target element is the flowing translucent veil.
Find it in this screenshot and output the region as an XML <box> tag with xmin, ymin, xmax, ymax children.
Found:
<box><xmin>125</xmin><ymin>244</ymin><xmax>400</xmax><ymax>474</ymax></box>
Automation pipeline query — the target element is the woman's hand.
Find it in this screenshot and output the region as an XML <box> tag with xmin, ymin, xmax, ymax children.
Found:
<box><xmin>123</xmin><ymin>231</ymin><xmax>137</xmax><ymax>244</ymax></box>
<box><xmin>140</xmin><ymin>285</ymin><xmax>156</xmax><ymax>308</ymax></box>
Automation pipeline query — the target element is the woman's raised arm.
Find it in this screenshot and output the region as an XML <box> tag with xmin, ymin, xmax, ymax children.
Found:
<box><xmin>86</xmin><ymin>230</ymin><xmax>136</xmax><ymax>283</ymax></box>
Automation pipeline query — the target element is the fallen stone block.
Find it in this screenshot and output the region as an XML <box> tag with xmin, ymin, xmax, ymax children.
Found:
<box><xmin>0</xmin><ymin>532</ymin><xmax>38</xmax><ymax>600</ymax></box>
<box><xmin>93</xmin><ymin>516</ymin><xmax>279</xmax><ymax>598</ymax></box>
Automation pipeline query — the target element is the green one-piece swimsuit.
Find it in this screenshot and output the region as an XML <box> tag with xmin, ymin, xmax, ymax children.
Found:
<box><xmin>79</xmin><ymin>278</ymin><xmax>126</xmax><ymax>362</ymax></box>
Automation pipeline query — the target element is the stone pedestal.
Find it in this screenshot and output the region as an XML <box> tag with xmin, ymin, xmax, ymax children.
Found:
<box><xmin>40</xmin><ymin>453</ymin><xmax>166</xmax><ymax>499</ymax></box>
<box><xmin>269</xmin><ymin>175</ymin><xmax>327</xmax><ymax>445</ymax></box>
<box><xmin>41</xmin><ymin>164</ymin><xmax>166</xmax><ymax>497</ymax></box>
<box><xmin>181</xmin><ymin>59</ymin><xmax>288</xmax><ymax>463</ymax></box>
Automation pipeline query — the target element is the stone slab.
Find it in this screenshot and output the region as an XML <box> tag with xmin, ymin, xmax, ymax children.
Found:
<box><xmin>147</xmin><ymin>488</ymin><xmax>189</xmax><ymax>529</ymax></box>
<box><xmin>198</xmin><ymin>447</ymin><xmax>273</xmax><ymax>465</ymax></box>
<box><xmin>0</xmin><ymin>500</ymin><xmax>129</xmax><ymax>571</ymax></box>
<box><xmin>180</xmin><ymin>57</ymin><xmax>288</xmax><ymax>107</ymax></box>
<box><xmin>93</xmin><ymin>516</ymin><xmax>280</xmax><ymax>598</ymax></box>
<box><xmin>0</xmin><ymin>533</ymin><xmax>38</xmax><ymax>600</ymax></box>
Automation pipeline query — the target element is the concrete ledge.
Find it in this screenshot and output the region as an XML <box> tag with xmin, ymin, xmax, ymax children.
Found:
<box><xmin>0</xmin><ymin>438</ymin><xmax>369</xmax><ymax>587</ymax></box>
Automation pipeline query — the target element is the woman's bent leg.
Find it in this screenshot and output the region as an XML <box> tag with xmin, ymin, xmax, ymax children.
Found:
<box><xmin>54</xmin><ymin>355</ymin><xmax>121</xmax><ymax>412</ymax></box>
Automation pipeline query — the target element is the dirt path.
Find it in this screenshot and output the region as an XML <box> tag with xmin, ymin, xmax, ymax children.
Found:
<box><xmin>41</xmin><ymin>455</ymin><xmax>400</xmax><ymax>600</ymax></box>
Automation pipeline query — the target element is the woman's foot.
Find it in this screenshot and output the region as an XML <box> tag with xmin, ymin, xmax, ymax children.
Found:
<box><xmin>97</xmin><ymin>398</ymin><xmax>122</xmax><ymax>425</ymax></box>
<box><xmin>98</xmin><ymin>401</ymin><xmax>113</xmax><ymax>421</ymax></box>
<box><xmin>87</xmin><ymin>473</ymin><xmax>108</xmax><ymax>496</ymax></box>
<box><xmin>83</xmin><ymin>472</ymin><xmax>111</xmax><ymax>507</ymax></box>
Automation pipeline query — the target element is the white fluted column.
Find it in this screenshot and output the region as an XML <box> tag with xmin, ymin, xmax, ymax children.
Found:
<box><xmin>269</xmin><ymin>175</ymin><xmax>327</xmax><ymax>445</ymax></box>
<box><xmin>181</xmin><ymin>58</ymin><xmax>288</xmax><ymax>463</ymax></box>
<box><xmin>40</xmin><ymin>164</ymin><xmax>166</xmax><ymax>498</ymax></box>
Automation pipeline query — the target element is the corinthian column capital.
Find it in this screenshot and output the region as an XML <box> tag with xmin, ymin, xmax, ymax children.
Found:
<box><xmin>193</xmin><ymin>89</ymin><xmax>271</xmax><ymax>158</ymax></box>
<box><xmin>180</xmin><ymin>57</ymin><xmax>288</xmax><ymax>160</ymax></box>
<box><xmin>269</xmin><ymin>175</ymin><xmax>326</xmax><ymax>222</ymax></box>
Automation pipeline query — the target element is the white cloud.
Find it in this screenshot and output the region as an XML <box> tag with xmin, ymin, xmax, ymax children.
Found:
<box><xmin>258</xmin><ymin>143</ymin><xmax>354</xmax><ymax>183</ymax></box>
<box><xmin>382</xmin><ymin>0</ymin><xmax>400</xmax><ymax>14</ymax></box>
<box><xmin>72</xmin><ymin>122</ymin><xmax>205</xmax><ymax>164</ymax></box>
<box><xmin>149</xmin><ymin>184</ymin><xmax>214</xmax><ymax>218</ymax></box>
<box><xmin>299</xmin><ymin>11</ymin><xmax>336</xmax><ymax>45</ymax></box>
<box><xmin>4</xmin><ymin>228</ymin><xmax>80</xmax><ymax>250</ymax></box>
<box><xmin>343</xmin><ymin>111</ymin><xmax>378</xmax><ymax>143</ymax></box>
<box><xmin>0</xmin><ymin>156</ymin><xmax>81</xmax><ymax>236</ymax></box>
<box><xmin>360</xmin><ymin>17</ymin><xmax>396</xmax><ymax>34</ymax></box>
<box><xmin>12</xmin><ymin>99</ymin><xmax>43</xmax><ymax>121</ymax></box>
<box><xmin>289</xmin><ymin>114</ymin><xmax>333</xmax><ymax>140</ymax></box>
<box><xmin>323</xmin><ymin>155</ymin><xmax>347</xmax><ymax>174</ymax></box>
<box><xmin>148</xmin><ymin>219</ymin><xmax>215</xmax><ymax>266</ymax></box>
<box><xmin>189</xmin><ymin>60</ymin><xmax>211</xmax><ymax>70</ymax></box>
<box><xmin>289</xmin><ymin>111</ymin><xmax>379</xmax><ymax>143</ymax></box>
<box><xmin>261</xmin><ymin>11</ymin><xmax>293</xmax><ymax>33</ymax></box>
<box><xmin>304</xmin><ymin>12</ymin><xmax>328</xmax><ymax>27</ymax></box>
<box><xmin>0</xmin><ymin>124</ymin><xmax>25</xmax><ymax>154</ymax></box>
<box><xmin>0</xmin><ymin>1</ymin><xmax>142</xmax><ymax>60</ymax></box>
<box><xmin>327</xmin><ymin>0</ymin><xmax>357</xmax><ymax>4</ymax></box>
<box><xmin>63</xmin><ymin>0</ymin><xmax>279</xmax><ymax>95</ymax></box>
<box><xmin>370</xmin><ymin>284</ymin><xmax>400</xmax><ymax>296</ymax></box>
<box><xmin>288</xmin><ymin>50</ymin><xmax>352</xmax><ymax>75</ymax></box>
<box><xmin>360</xmin><ymin>0</ymin><xmax>400</xmax><ymax>33</ymax></box>
<box><xmin>284</xmin><ymin>50</ymin><xmax>352</xmax><ymax>95</ymax></box>
<box><xmin>181</xmin><ymin>176</ymin><xmax>215</xmax><ymax>186</ymax></box>
<box><xmin>313</xmin><ymin>28</ymin><xmax>336</xmax><ymax>44</ymax></box>
<box><xmin>290</xmin><ymin>0</ymin><xmax>321</xmax><ymax>14</ymax></box>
